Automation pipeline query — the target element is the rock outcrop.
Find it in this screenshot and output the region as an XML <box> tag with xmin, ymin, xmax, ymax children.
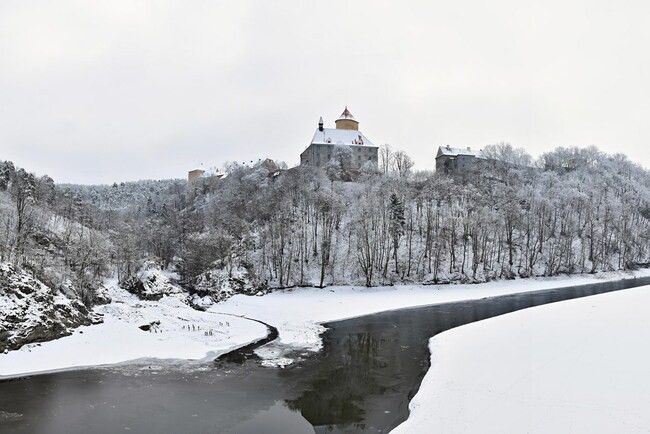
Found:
<box><xmin>0</xmin><ymin>263</ymin><xmax>99</xmax><ymax>352</ymax></box>
<box><xmin>121</xmin><ymin>261</ymin><xmax>183</xmax><ymax>301</ymax></box>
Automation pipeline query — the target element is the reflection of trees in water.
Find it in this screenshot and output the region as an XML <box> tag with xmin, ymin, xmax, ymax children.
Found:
<box><xmin>286</xmin><ymin>281</ymin><xmax>645</xmax><ymax>432</ymax></box>
<box><xmin>342</xmin><ymin>332</ymin><xmax>389</xmax><ymax>370</ymax></box>
<box><xmin>286</xmin><ymin>331</ymin><xmax>398</xmax><ymax>430</ymax></box>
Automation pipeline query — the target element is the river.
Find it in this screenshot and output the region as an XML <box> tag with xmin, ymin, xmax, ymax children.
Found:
<box><xmin>2</xmin><ymin>276</ymin><xmax>649</xmax><ymax>433</ymax></box>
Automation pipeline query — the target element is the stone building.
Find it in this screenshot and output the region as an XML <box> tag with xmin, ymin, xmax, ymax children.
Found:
<box><xmin>435</xmin><ymin>146</ymin><xmax>486</xmax><ymax>174</ymax></box>
<box><xmin>187</xmin><ymin>167</ymin><xmax>224</xmax><ymax>192</ymax></box>
<box><xmin>300</xmin><ymin>107</ymin><xmax>379</xmax><ymax>169</ymax></box>
<box><xmin>188</xmin><ymin>168</ymin><xmax>206</xmax><ymax>183</ymax></box>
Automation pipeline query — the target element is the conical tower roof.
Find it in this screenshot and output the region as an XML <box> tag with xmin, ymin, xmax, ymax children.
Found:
<box><xmin>337</xmin><ymin>106</ymin><xmax>356</xmax><ymax>121</ymax></box>
<box><xmin>335</xmin><ymin>106</ymin><xmax>359</xmax><ymax>130</ymax></box>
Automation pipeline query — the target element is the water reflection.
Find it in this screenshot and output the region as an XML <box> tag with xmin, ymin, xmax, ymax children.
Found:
<box><xmin>286</xmin><ymin>276</ymin><xmax>650</xmax><ymax>433</ymax></box>
<box><xmin>2</xmin><ymin>276</ymin><xmax>650</xmax><ymax>434</ymax></box>
<box><xmin>286</xmin><ymin>332</ymin><xmax>395</xmax><ymax>429</ymax></box>
<box><xmin>224</xmin><ymin>401</ymin><xmax>314</xmax><ymax>434</ymax></box>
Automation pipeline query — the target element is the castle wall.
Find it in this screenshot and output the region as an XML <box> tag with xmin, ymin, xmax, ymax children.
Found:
<box><xmin>301</xmin><ymin>144</ymin><xmax>378</xmax><ymax>168</ymax></box>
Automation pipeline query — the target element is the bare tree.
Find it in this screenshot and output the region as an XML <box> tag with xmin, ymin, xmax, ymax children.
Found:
<box><xmin>392</xmin><ymin>150</ymin><xmax>414</xmax><ymax>178</ymax></box>
<box><xmin>379</xmin><ymin>144</ymin><xmax>393</xmax><ymax>174</ymax></box>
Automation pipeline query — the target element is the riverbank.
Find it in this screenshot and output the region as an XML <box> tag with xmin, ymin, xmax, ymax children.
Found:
<box><xmin>0</xmin><ymin>282</ymin><xmax>268</xmax><ymax>378</ymax></box>
<box><xmin>214</xmin><ymin>269</ymin><xmax>650</xmax><ymax>367</ymax></box>
<box><xmin>2</xmin><ymin>269</ymin><xmax>650</xmax><ymax>378</ymax></box>
<box><xmin>391</xmin><ymin>283</ymin><xmax>650</xmax><ymax>433</ymax></box>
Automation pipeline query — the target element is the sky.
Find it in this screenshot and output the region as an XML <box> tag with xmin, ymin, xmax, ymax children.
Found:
<box><xmin>1</xmin><ymin>0</ymin><xmax>649</xmax><ymax>185</ymax></box>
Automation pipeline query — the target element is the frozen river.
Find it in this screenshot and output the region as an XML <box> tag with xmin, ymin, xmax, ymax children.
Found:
<box><xmin>2</xmin><ymin>276</ymin><xmax>650</xmax><ymax>433</ymax></box>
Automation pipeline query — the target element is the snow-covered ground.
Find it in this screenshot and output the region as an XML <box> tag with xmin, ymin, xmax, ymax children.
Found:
<box><xmin>1</xmin><ymin>269</ymin><xmax>649</xmax><ymax>378</ymax></box>
<box><xmin>0</xmin><ymin>281</ymin><xmax>267</xmax><ymax>377</ymax></box>
<box><xmin>391</xmin><ymin>283</ymin><xmax>650</xmax><ymax>434</ymax></box>
<box><xmin>215</xmin><ymin>269</ymin><xmax>650</xmax><ymax>367</ymax></box>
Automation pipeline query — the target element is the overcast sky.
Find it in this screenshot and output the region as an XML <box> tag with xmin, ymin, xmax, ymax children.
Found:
<box><xmin>1</xmin><ymin>1</ymin><xmax>648</xmax><ymax>184</ymax></box>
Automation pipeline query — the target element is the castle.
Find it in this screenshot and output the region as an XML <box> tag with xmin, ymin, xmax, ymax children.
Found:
<box><xmin>300</xmin><ymin>107</ymin><xmax>379</xmax><ymax>169</ymax></box>
<box><xmin>185</xmin><ymin>105</ymin><xmax>529</xmax><ymax>182</ymax></box>
<box><xmin>435</xmin><ymin>146</ymin><xmax>486</xmax><ymax>174</ymax></box>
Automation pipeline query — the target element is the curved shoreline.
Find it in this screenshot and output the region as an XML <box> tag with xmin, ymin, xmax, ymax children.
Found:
<box><xmin>2</xmin><ymin>269</ymin><xmax>650</xmax><ymax>381</ymax></box>
<box><xmin>3</xmin><ymin>274</ymin><xmax>650</xmax><ymax>433</ymax></box>
<box><xmin>390</xmin><ymin>284</ymin><xmax>650</xmax><ymax>433</ymax></box>
<box><xmin>388</xmin><ymin>277</ymin><xmax>650</xmax><ymax>433</ymax></box>
<box><xmin>216</xmin><ymin>316</ymin><xmax>279</xmax><ymax>364</ymax></box>
<box><xmin>0</xmin><ymin>312</ymin><xmax>271</xmax><ymax>381</ymax></box>
<box><xmin>0</xmin><ymin>333</ymin><xmax>267</xmax><ymax>381</ymax></box>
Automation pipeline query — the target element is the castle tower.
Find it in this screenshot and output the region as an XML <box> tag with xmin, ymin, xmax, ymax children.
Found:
<box><xmin>188</xmin><ymin>168</ymin><xmax>205</xmax><ymax>183</ymax></box>
<box><xmin>300</xmin><ymin>107</ymin><xmax>378</xmax><ymax>168</ymax></box>
<box><xmin>335</xmin><ymin>106</ymin><xmax>359</xmax><ymax>131</ymax></box>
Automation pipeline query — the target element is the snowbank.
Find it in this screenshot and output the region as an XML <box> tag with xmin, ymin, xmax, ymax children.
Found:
<box><xmin>2</xmin><ymin>269</ymin><xmax>650</xmax><ymax>378</ymax></box>
<box><xmin>0</xmin><ymin>281</ymin><xmax>267</xmax><ymax>377</ymax></box>
<box><xmin>391</xmin><ymin>284</ymin><xmax>650</xmax><ymax>433</ymax></box>
<box><xmin>215</xmin><ymin>269</ymin><xmax>650</xmax><ymax>366</ymax></box>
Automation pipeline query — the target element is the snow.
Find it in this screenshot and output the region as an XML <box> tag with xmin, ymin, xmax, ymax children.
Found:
<box><xmin>311</xmin><ymin>127</ymin><xmax>376</xmax><ymax>147</ymax></box>
<box><xmin>391</xmin><ymin>284</ymin><xmax>650</xmax><ymax>434</ymax></box>
<box><xmin>126</xmin><ymin>261</ymin><xmax>184</xmax><ymax>299</ymax></box>
<box><xmin>0</xmin><ymin>280</ymin><xmax>267</xmax><ymax>378</ymax></box>
<box><xmin>214</xmin><ymin>269</ymin><xmax>650</xmax><ymax>366</ymax></box>
<box><xmin>436</xmin><ymin>145</ymin><xmax>485</xmax><ymax>158</ymax></box>
<box><xmin>2</xmin><ymin>269</ymin><xmax>650</xmax><ymax>381</ymax></box>
<box><xmin>0</xmin><ymin>262</ymin><xmax>92</xmax><ymax>352</ymax></box>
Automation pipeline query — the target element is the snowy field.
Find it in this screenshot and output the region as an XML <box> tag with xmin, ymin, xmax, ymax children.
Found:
<box><xmin>1</xmin><ymin>269</ymin><xmax>649</xmax><ymax>378</ymax></box>
<box><xmin>391</xmin><ymin>284</ymin><xmax>650</xmax><ymax>434</ymax></box>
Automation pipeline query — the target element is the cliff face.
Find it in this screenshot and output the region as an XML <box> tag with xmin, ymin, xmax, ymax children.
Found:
<box><xmin>0</xmin><ymin>263</ymin><xmax>101</xmax><ymax>352</ymax></box>
<box><xmin>121</xmin><ymin>261</ymin><xmax>184</xmax><ymax>301</ymax></box>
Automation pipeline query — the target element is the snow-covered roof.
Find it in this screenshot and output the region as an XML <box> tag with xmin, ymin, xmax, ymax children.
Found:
<box><xmin>337</xmin><ymin>106</ymin><xmax>357</xmax><ymax>122</ymax></box>
<box><xmin>311</xmin><ymin>128</ymin><xmax>376</xmax><ymax>147</ymax></box>
<box><xmin>202</xmin><ymin>172</ymin><xmax>224</xmax><ymax>179</ymax></box>
<box><xmin>436</xmin><ymin>146</ymin><xmax>485</xmax><ymax>159</ymax></box>
<box><xmin>191</xmin><ymin>167</ymin><xmax>223</xmax><ymax>178</ymax></box>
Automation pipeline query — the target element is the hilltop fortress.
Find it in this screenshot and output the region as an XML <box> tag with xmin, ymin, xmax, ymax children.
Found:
<box><xmin>188</xmin><ymin>106</ymin><xmax>498</xmax><ymax>180</ymax></box>
<box><xmin>300</xmin><ymin>107</ymin><xmax>379</xmax><ymax>169</ymax></box>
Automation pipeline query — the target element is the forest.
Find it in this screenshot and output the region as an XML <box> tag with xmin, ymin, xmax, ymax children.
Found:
<box><xmin>1</xmin><ymin>143</ymin><xmax>650</xmax><ymax>308</ymax></box>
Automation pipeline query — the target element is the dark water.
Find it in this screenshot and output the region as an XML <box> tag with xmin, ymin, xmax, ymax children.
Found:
<box><xmin>2</xmin><ymin>276</ymin><xmax>650</xmax><ymax>434</ymax></box>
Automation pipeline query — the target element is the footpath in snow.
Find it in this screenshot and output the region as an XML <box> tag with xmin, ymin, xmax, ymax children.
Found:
<box><xmin>391</xmin><ymin>284</ymin><xmax>650</xmax><ymax>434</ymax></box>
<box><xmin>1</xmin><ymin>269</ymin><xmax>649</xmax><ymax>377</ymax></box>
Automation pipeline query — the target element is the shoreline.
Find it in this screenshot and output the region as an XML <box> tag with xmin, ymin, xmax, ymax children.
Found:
<box><xmin>214</xmin><ymin>268</ymin><xmax>650</xmax><ymax>367</ymax></box>
<box><xmin>390</xmin><ymin>282</ymin><xmax>650</xmax><ymax>433</ymax></box>
<box><xmin>0</xmin><ymin>332</ymin><xmax>268</xmax><ymax>381</ymax></box>
<box><xmin>2</xmin><ymin>269</ymin><xmax>650</xmax><ymax>379</ymax></box>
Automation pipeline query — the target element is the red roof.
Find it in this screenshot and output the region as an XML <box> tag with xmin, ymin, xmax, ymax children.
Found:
<box><xmin>337</xmin><ymin>106</ymin><xmax>357</xmax><ymax>121</ymax></box>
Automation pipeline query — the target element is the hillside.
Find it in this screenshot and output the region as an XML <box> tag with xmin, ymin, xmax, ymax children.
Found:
<box><xmin>0</xmin><ymin>262</ymin><xmax>101</xmax><ymax>352</ymax></box>
<box><xmin>59</xmin><ymin>178</ymin><xmax>186</xmax><ymax>212</ymax></box>
<box><xmin>2</xmin><ymin>145</ymin><xmax>650</xmax><ymax>352</ymax></box>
